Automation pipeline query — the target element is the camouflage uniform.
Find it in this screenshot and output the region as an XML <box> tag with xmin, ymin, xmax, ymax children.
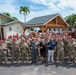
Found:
<box><xmin>21</xmin><ymin>42</ymin><xmax>29</xmax><ymax>63</ymax></box>
<box><xmin>0</xmin><ymin>42</ymin><xmax>3</xmax><ymax>64</ymax></box>
<box><xmin>15</xmin><ymin>40</ymin><xmax>20</xmax><ymax>63</ymax></box>
<box><xmin>63</xmin><ymin>38</ymin><xmax>68</xmax><ymax>57</ymax></box>
<box><xmin>67</xmin><ymin>40</ymin><xmax>76</xmax><ymax>63</ymax></box>
<box><xmin>71</xmin><ymin>40</ymin><xmax>76</xmax><ymax>63</ymax></box>
<box><xmin>2</xmin><ymin>41</ymin><xmax>8</xmax><ymax>64</ymax></box>
<box><xmin>7</xmin><ymin>39</ymin><xmax>13</xmax><ymax>57</ymax></box>
<box><xmin>11</xmin><ymin>41</ymin><xmax>16</xmax><ymax>63</ymax></box>
<box><xmin>74</xmin><ymin>40</ymin><xmax>76</xmax><ymax>63</ymax></box>
<box><xmin>67</xmin><ymin>40</ymin><xmax>72</xmax><ymax>62</ymax></box>
<box><xmin>54</xmin><ymin>38</ymin><xmax>58</xmax><ymax>58</ymax></box>
<box><xmin>56</xmin><ymin>40</ymin><xmax>64</xmax><ymax>62</ymax></box>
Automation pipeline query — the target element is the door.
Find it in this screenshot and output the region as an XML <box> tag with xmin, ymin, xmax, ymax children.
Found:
<box><xmin>0</xmin><ymin>28</ymin><xmax>4</xmax><ymax>40</ymax></box>
<box><xmin>1</xmin><ymin>28</ymin><xmax>4</xmax><ymax>39</ymax></box>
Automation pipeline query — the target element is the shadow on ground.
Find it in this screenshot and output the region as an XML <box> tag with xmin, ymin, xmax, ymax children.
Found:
<box><xmin>0</xmin><ymin>61</ymin><xmax>76</xmax><ymax>69</ymax></box>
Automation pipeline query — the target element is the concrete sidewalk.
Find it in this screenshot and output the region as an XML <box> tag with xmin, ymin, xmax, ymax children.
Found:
<box><xmin>0</xmin><ymin>62</ymin><xmax>76</xmax><ymax>75</ymax></box>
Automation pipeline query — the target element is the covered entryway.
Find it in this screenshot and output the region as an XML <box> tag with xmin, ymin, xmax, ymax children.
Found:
<box><xmin>23</xmin><ymin>13</ymin><xmax>68</xmax><ymax>36</ymax></box>
<box><xmin>0</xmin><ymin>27</ymin><xmax>4</xmax><ymax>40</ymax></box>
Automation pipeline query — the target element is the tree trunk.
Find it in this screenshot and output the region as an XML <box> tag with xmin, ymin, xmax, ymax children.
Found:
<box><xmin>24</xmin><ymin>13</ymin><xmax>26</xmax><ymax>23</ymax></box>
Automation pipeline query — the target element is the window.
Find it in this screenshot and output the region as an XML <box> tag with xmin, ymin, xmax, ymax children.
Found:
<box><xmin>31</xmin><ymin>28</ymin><xmax>34</xmax><ymax>31</ymax></box>
<box><xmin>54</xmin><ymin>28</ymin><xmax>56</xmax><ymax>31</ymax></box>
<box><xmin>58</xmin><ymin>28</ymin><xmax>60</xmax><ymax>31</ymax></box>
<box><xmin>9</xmin><ymin>27</ymin><xmax>12</xmax><ymax>31</ymax></box>
<box><xmin>49</xmin><ymin>28</ymin><xmax>51</xmax><ymax>31</ymax></box>
<box><xmin>17</xmin><ymin>27</ymin><xmax>19</xmax><ymax>29</ymax></box>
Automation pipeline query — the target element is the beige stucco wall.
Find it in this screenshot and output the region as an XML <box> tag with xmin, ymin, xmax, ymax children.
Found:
<box><xmin>3</xmin><ymin>23</ymin><xmax>23</xmax><ymax>39</ymax></box>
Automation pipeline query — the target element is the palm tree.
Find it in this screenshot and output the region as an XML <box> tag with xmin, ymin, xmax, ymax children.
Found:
<box><xmin>12</xmin><ymin>16</ymin><xmax>18</xmax><ymax>20</ymax></box>
<box><xmin>19</xmin><ymin>6</ymin><xmax>30</xmax><ymax>22</ymax></box>
<box><xmin>3</xmin><ymin>12</ymin><xmax>11</xmax><ymax>17</ymax></box>
<box><xmin>3</xmin><ymin>12</ymin><xmax>18</xmax><ymax>20</ymax></box>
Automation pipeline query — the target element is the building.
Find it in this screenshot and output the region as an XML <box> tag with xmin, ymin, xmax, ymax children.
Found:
<box><xmin>0</xmin><ymin>13</ymin><xmax>23</xmax><ymax>39</ymax></box>
<box><xmin>23</xmin><ymin>13</ymin><xmax>69</xmax><ymax>36</ymax></box>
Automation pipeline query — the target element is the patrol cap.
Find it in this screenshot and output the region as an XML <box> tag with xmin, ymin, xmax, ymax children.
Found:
<box><xmin>3</xmin><ymin>38</ymin><xmax>6</xmax><ymax>41</ymax></box>
<box><xmin>8</xmin><ymin>35</ymin><xmax>12</xmax><ymax>39</ymax></box>
<box><xmin>0</xmin><ymin>40</ymin><xmax>3</xmax><ymax>43</ymax></box>
<box><xmin>50</xmin><ymin>38</ymin><xmax>53</xmax><ymax>40</ymax></box>
<box><xmin>13</xmin><ymin>38</ymin><xmax>17</xmax><ymax>41</ymax></box>
<box><xmin>71</xmin><ymin>38</ymin><xmax>74</xmax><ymax>41</ymax></box>
<box><xmin>23</xmin><ymin>39</ymin><xmax>26</xmax><ymax>42</ymax></box>
<box><xmin>20</xmin><ymin>34</ymin><xmax>23</xmax><ymax>37</ymax></box>
<box><xmin>59</xmin><ymin>38</ymin><xmax>62</xmax><ymax>41</ymax></box>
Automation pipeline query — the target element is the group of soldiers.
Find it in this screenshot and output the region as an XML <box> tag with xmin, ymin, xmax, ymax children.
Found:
<box><xmin>0</xmin><ymin>32</ymin><xmax>76</xmax><ymax>64</ymax></box>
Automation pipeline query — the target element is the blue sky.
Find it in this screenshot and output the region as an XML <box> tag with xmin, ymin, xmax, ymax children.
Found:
<box><xmin>0</xmin><ymin>0</ymin><xmax>76</xmax><ymax>22</ymax></box>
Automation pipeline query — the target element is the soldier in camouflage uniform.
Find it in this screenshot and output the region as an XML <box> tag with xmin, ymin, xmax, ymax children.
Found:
<box><xmin>67</xmin><ymin>38</ymin><xmax>73</xmax><ymax>63</ymax></box>
<box><xmin>54</xmin><ymin>37</ymin><xmax>59</xmax><ymax>58</ymax></box>
<box><xmin>63</xmin><ymin>37</ymin><xmax>68</xmax><ymax>58</ymax></box>
<box><xmin>56</xmin><ymin>38</ymin><xmax>64</xmax><ymax>63</ymax></box>
<box><xmin>0</xmin><ymin>40</ymin><xmax>3</xmax><ymax>64</ymax></box>
<box><xmin>74</xmin><ymin>39</ymin><xmax>76</xmax><ymax>63</ymax></box>
<box><xmin>11</xmin><ymin>38</ymin><xmax>17</xmax><ymax>63</ymax></box>
<box><xmin>20</xmin><ymin>39</ymin><xmax>29</xmax><ymax>63</ymax></box>
<box><xmin>2</xmin><ymin>40</ymin><xmax>8</xmax><ymax>64</ymax></box>
<box><xmin>7</xmin><ymin>36</ymin><xmax>13</xmax><ymax>58</ymax></box>
<box><xmin>71</xmin><ymin>38</ymin><xmax>76</xmax><ymax>63</ymax></box>
<box><xmin>15</xmin><ymin>39</ymin><xmax>20</xmax><ymax>63</ymax></box>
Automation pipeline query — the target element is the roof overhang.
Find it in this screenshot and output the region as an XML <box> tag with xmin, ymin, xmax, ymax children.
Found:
<box><xmin>23</xmin><ymin>13</ymin><xmax>69</xmax><ymax>28</ymax></box>
<box><xmin>1</xmin><ymin>21</ymin><xmax>23</xmax><ymax>26</ymax></box>
<box><xmin>23</xmin><ymin>24</ymin><xmax>44</xmax><ymax>27</ymax></box>
<box><xmin>43</xmin><ymin>13</ymin><xmax>69</xmax><ymax>27</ymax></box>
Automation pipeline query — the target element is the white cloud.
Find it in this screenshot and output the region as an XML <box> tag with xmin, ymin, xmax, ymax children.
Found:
<box><xmin>57</xmin><ymin>0</ymin><xmax>76</xmax><ymax>10</ymax></box>
<box><xmin>0</xmin><ymin>0</ymin><xmax>23</xmax><ymax>22</ymax></box>
<box><xmin>26</xmin><ymin>0</ymin><xmax>76</xmax><ymax>22</ymax></box>
<box><xmin>0</xmin><ymin>0</ymin><xmax>76</xmax><ymax>22</ymax></box>
<box><xmin>29</xmin><ymin>0</ymin><xmax>76</xmax><ymax>10</ymax></box>
<box><xmin>0</xmin><ymin>4</ymin><xmax>18</xmax><ymax>14</ymax></box>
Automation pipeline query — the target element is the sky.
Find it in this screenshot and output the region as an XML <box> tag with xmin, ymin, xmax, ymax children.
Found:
<box><xmin>0</xmin><ymin>0</ymin><xmax>76</xmax><ymax>22</ymax></box>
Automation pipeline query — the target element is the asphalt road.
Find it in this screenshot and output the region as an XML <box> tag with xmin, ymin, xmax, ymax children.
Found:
<box><xmin>0</xmin><ymin>62</ymin><xmax>76</xmax><ymax>75</ymax></box>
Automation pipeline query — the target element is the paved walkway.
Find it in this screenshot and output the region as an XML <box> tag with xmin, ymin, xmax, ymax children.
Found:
<box><xmin>0</xmin><ymin>62</ymin><xmax>76</xmax><ymax>75</ymax></box>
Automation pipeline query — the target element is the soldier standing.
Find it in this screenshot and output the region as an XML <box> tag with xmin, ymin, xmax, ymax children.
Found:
<box><xmin>11</xmin><ymin>38</ymin><xmax>17</xmax><ymax>63</ymax></box>
<box><xmin>0</xmin><ymin>40</ymin><xmax>3</xmax><ymax>64</ymax></box>
<box><xmin>15</xmin><ymin>39</ymin><xmax>20</xmax><ymax>63</ymax></box>
<box><xmin>63</xmin><ymin>37</ymin><xmax>68</xmax><ymax>58</ymax></box>
<box><xmin>2</xmin><ymin>40</ymin><xmax>8</xmax><ymax>64</ymax></box>
<box><xmin>21</xmin><ymin>40</ymin><xmax>29</xmax><ymax>63</ymax></box>
<box><xmin>74</xmin><ymin>39</ymin><xmax>76</xmax><ymax>63</ymax></box>
<box><xmin>56</xmin><ymin>38</ymin><xmax>64</xmax><ymax>63</ymax></box>
<box><xmin>71</xmin><ymin>38</ymin><xmax>76</xmax><ymax>63</ymax></box>
<box><xmin>67</xmin><ymin>38</ymin><xmax>72</xmax><ymax>63</ymax></box>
